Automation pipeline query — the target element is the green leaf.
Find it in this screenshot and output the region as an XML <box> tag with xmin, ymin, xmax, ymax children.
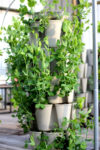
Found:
<box><xmin>12</xmin><ymin>114</ymin><xmax>15</xmax><ymax>117</ymax></box>
<box><xmin>19</xmin><ymin>5</ymin><xmax>28</xmax><ymax>15</ymax></box>
<box><xmin>76</xmin><ymin>97</ymin><xmax>85</xmax><ymax>109</ymax></box>
<box><xmin>62</xmin><ymin>117</ymin><xmax>68</xmax><ymax>127</ymax></box>
<box><xmin>59</xmin><ymin>6</ymin><xmax>62</xmax><ymax>10</ymax></box>
<box><xmin>56</xmin><ymin>40</ymin><xmax>60</xmax><ymax>46</ymax></box>
<box><xmin>40</xmin><ymin>0</ymin><xmax>46</xmax><ymax>6</ymax></box>
<box><xmin>44</xmin><ymin>37</ymin><xmax>49</xmax><ymax>45</ymax></box>
<box><xmin>28</xmin><ymin>53</ymin><xmax>33</xmax><ymax>59</ymax></box>
<box><xmin>0</xmin><ymin>50</ymin><xmax>2</xmax><ymax>56</ymax></box>
<box><xmin>20</xmin><ymin>0</ymin><xmax>25</xmax><ymax>3</ymax></box>
<box><xmin>35</xmin><ymin>33</ymin><xmax>38</xmax><ymax>39</ymax></box>
<box><xmin>85</xmin><ymin>138</ymin><xmax>92</xmax><ymax>142</ymax></box>
<box><xmin>35</xmin><ymin>104</ymin><xmax>45</xmax><ymax>109</ymax></box>
<box><xmin>28</xmin><ymin>0</ymin><xmax>37</xmax><ymax>7</ymax></box>
<box><xmin>0</xmin><ymin>29</ymin><xmax>2</xmax><ymax>35</ymax></box>
<box><xmin>80</xmin><ymin>141</ymin><xmax>87</xmax><ymax>149</ymax></box>
<box><xmin>39</xmin><ymin>41</ymin><xmax>42</xmax><ymax>47</ymax></box>
<box><xmin>53</xmin><ymin>0</ymin><xmax>59</xmax><ymax>4</ymax></box>
<box><xmin>24</xmin><ymin>140</ymin><xmax>29</xmax><ymax>148</ymax></box>
<box><xmin>30</xmin><ymin>134</ymin><xmax>35</xmax><ymax>146</ymax></box>
<box><xmin>85</xmin><ymin>26</ymin><xmax>89</xmax><ymax>31</ymax></box>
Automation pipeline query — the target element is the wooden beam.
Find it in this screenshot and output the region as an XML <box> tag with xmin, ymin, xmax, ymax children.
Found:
<box><xmin>72</xmin><ymin>0</ymin><xmax>77</xmax><ymax>6</ymax></box>
<box><xmin>72</xmin><ymin>0</ymin><xmax>77</xmax><ymax>16</ymax></box>
<box><xmin>88</xmin><ymin>1</ymin><xmax>100</xmax><ymax>6</ymax></box>
<box><xmin>0</xmin><ymin>6</ymin><xmax>19</xmax><ymax>13</ymax></box>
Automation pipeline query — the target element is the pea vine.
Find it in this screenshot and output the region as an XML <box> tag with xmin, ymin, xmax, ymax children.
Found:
<box><xmin>2</xmin><ymin>0</ymin><xmax>90</xmax><ymax>132</ymax></box>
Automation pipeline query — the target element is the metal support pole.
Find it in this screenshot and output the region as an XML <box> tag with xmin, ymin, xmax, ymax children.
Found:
<box><xmin>92</xmin><ymin>0</ymin><xmax>99</xmax><ymax>149</ymax></box>
<box><xmin>10</xmin><ymin>88</ymin><xmax>12</xmax><ymax>113</ymax></box>
<box><xmin>4</xmin><ymin>88</ymin><xmax>7</xmax><ymax>110</ymax></box>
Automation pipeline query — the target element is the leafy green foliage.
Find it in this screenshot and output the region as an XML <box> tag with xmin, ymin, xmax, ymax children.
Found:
<box><xmin>27</xmin><ymin>108</ymin><xmax>93</xmax><ymax>150</ymax></box>
<box><xmin>27</xmin><ymin>0</ymin><xmax>37</xmax><ymax>7</ymax></box>
<box><xmin>30</xmin><ymin>133</ymin><xmax>35</xmax><ymax>146</ymax></box>
<box><xmin>4</xmin><ymin>16</ymin><xmax>51</xmax><ymax>131</ymax></box>
<box><xmin>54</xmin><ymin>108</ymin><xmax>93</xmax><ymax>150</ymax></box>
<box><xmin>50</xmin><ymin>0</ymin><xmax>90</xmax><ymax>97</ymax></box>
<box><xmin>98</xmin><ymin>21</ymin><xmax>100</xmax><ymax>33</ymax></box>
<box><xmin>3</xmin><ymin>0</ymin><xmax>90</xmax><ymax>131</ymax></box>
<box><xmin>75</xmin><ymin>97</ymin><xmax>85</xmax><ymax>109</ymax></box>
<box><xmin>0</xmin><ymin>50</ymin><xmax>2</xmax><ymax>56</ymax></box>
<box><xmin>35</xmin><ymin>133</ymin><xmax>52</xmax><ymax>150</ymax></box>
<box><xmin>20</xmin><ymin>0</ymin><xmax>25</xmax><ymax>3</ymax></box>
<box><xmin>20</xmin><ymin>0</ymin><xmax>37</xmax><ymax>7</ymax></box>
<box><xmin>0</xmin><ymin>29</ymin><xmax>2</xmax><ymax>55</ymax></box>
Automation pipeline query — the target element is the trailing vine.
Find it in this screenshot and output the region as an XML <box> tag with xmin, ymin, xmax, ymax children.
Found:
<box><xmin>2</xmin><ymin>0</ymin><xmax>90</xmax><ymax>132</ymax></box>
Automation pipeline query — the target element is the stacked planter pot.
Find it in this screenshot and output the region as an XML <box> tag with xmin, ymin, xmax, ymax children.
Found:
<box><xmin>34</xmin><ymin>18</ymin><xmax>73</xmax><ymax>131</ymax></box>
<box><xmin>48</xmin><ymin>91</ymin><xmax>73</xmax><ymax>129</ymax></box>
<box><xmin>30</xmin><ymin>18</ymin><xmax>75</xmax><ymax>147</ymax></box>
<box><xmin>87</xmin><ymin>50</ymin><xmax>94</xmax><ymax>115</ymax></box>
<box><xmin>30</xmin><ymin>18</ymin><xmax>94</xmax><ymax>145</ymax></box>
<box><xmin>35</xmin><ymin>91</ymin><xmax>74</xmax><ymax>131</ymax></box>
<box><xmin>76</xmin><ymin>49</ymin><xmax>94</xmax><ymax>114</ymax></box>
<box><xmin>30</xmin><ymin>13</ymin><xmax>91</xmax><ymax>147</ymax></box>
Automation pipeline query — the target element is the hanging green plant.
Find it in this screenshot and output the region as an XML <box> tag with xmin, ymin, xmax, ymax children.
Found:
<box><xmin>2</xmin><ymin>0</ymin><xmax>90</xmax><ymax>132</ymax></box>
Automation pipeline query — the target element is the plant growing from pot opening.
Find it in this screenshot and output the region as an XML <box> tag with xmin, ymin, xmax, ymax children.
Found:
<box><xmin>2</xmin><ymin>0</ymin><xmax>90</xmax><ymax>132</ymax></box>
<box><xmin>27</xmin><ymin>106</ymin><xmax>93</xmax><ymax>150</ymax></box>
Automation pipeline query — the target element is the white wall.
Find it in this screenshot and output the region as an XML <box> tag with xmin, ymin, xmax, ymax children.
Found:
<box><xmin>82</xmin><ymin>6</ymin><xmax>93</xmax><ymax>50</ymax></box>
<box><xmin>0</xmin><ymin>0</ymin><xmax>20</xmax><ymax>9</ymax></box>
<box><xmin>83</xmin><ymin>1</ymin><xmax>100</xmax><ymax>51</ymax></box>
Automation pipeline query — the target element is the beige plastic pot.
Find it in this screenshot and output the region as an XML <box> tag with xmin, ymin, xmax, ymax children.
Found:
<box><xmin>49</xmin><ymin>105</ymin><xmax>58</xmax><ymax>130</ymax></box>
<box><xmin>46</xmin><ymin>20</ymin><xmax>62</xmax><ymax>47</ymax></box>
<box><xmin>82</xmin><ymin>78</ymin><xmax>87</xmax><ymax>93</ymax></box>
<box><xmin>55</xmin><ymin>104</ymin><xmax>72</xmax><ymax>129</ymax></box>
<box><xmin>71</xmin><ymin>103</ymin><xmax>76</xmax><ymax>120</ymax></box>
<box><xmin>84</xmin><ymin>63</ymin><xmax>88</xmax><ymax>78</ymax></box>
<box><xmin>30</xmin><ymin>22</ymin><xmax>39</xmax><ymax>45</ymax></box>
<box><xmin>48</xmin><ymin>95</ymin><xmax>64</xmax><ymax>104</ymax></box>
<box><xmin>29</xmin><ymin>131</ymin><xmax>41</xmax><ymax>148</ymax></box>
<box><xmin>87</xmin><ymin>51</ymin><xmax>93</xmax><ymax>66</ymax></box>
<box><xmin>87</xmin><ymin>66</ymin><xmax>92</xmax><ymax>77</ymax></box>
<box><xmin>67</xmin><ymin>90</ymin><xmax>74</xmax><ymax>103</ymax></box>
<box><xmin>44</xmin><ymin>132</ymin><xmax>61</xmax><ymax>145</ymax></box>
<box><xmin>35</xmin><ymin>104</ymin><xmax>52</xmax><ymax>131</ymax></box>
<box><xmin>78</xmin><ymin>64</ymin><xmax>85</xmax><ymax>78</ymax></box>
<box><xmin>81</xmin><ymin>50</ymin><xmax>87</xmax><ymax>63</ymax></box>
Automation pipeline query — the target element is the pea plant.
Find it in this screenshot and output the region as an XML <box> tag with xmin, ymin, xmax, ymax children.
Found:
<box><xmin>2</xmin><ymin>0</ymin><xmax>90</xmax><ymax>132</ymax></box>
<box><xmin>27</xmin><ymin>104</ymin><xmax>93</xmax><ymax>150</ymax></box>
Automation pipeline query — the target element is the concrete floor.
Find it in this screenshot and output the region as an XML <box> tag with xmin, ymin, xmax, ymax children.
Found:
<box><xmin>0</xmin><ymin>113</ymin><xmax>31</xmax><ymax>149</ymax></box>
<box><xmin>0</xmin><ymin>113</ymin><xmax>99</xmax><ymax>150</ymax></box>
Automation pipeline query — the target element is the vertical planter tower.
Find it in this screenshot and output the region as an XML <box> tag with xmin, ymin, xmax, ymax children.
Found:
<box><xmin>76</xmin><ymin>49</ymin><xmax>94</xmax><ymax>114</ymax></box>
<box><xmin>34</xmin><ymin>16</ymin><xmax>73</xmax><ymax>131</ymax></box>
<box><xmin>4</xmin><ymin>0</ymin><xmax>91</xmax><ymax>148</ymax></box>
